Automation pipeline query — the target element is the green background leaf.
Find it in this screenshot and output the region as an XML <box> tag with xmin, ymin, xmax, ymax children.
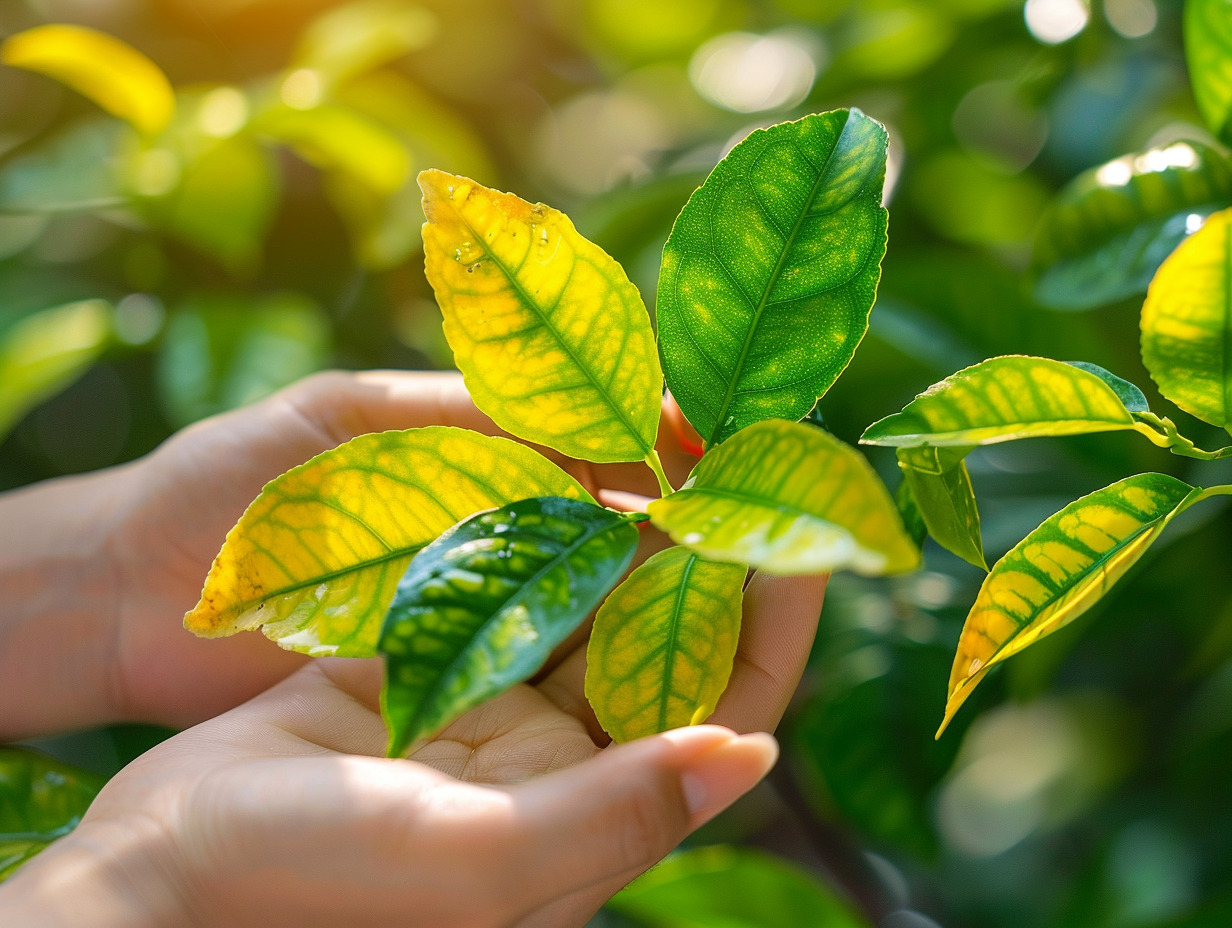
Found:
<box><xmin>1186</xmin><ymin>0</ymin><xmax>1232</xmax><ymax>142</ymax></box>
<box><xmin>379</xmin><ymin>496</ymin><xmax>640</xmax><ymax>756</ymax></box>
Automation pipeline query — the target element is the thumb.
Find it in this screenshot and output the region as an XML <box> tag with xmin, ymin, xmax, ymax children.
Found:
<box><xmin>503</xmin><ymin>726</ymin><xmax>778</xmax><ymax>905</ymax></box>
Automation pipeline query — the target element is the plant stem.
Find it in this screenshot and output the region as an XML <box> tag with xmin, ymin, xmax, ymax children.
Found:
<box><xmin>645</xmin><ymin>449</ymin><xmax>675</xmax><ymax>497</ymax></box>
<box><xmin>1133</xmin><ymin>413</ymin><xmax>1232</xmax><ymax>460</ymax></box>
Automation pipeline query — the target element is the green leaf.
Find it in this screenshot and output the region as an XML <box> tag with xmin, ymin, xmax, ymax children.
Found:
<box><xmin>648</xmin><ymin>420</ymin><xmax>918</xmax><ymax>576</ymax></box>
<box><xmin>586</xmin><ymin>547</ymin><xmax>745</xmax><ymax>743</ymax></box>
<box><xmin>897</xmin><ymin>446</ymin><xmax>986</xmax><ymax>570</ymax></box>
<box><xmin>657</xmin><ymin>108</ymin><xmax>889</xmax><ymax>447</ymax></box>
<box><xmin>0</xmin><ymin>299</ymin><xmax>112</xmax><ymax>441</ymax></box>
<box><xmin>0</xmin><ymin>747</ymin><xmax>105</xmax><ymax>882</ymax></box>
<box><xmin>607</xmin><ymin>845</ymin><xmax>872</xmax><ymax>928</ymax></box>
<box><xmin>1064</xmin><ymin>361</ymin><xmax>1150</xmax><ymax>412</ymax></box>
<box><xmin>1140</xmin><ymin>207</ymin><xmax>1232</xmax><ymax>431</ymax></box>
<box><xmin>940</xmin><ymin>473</ymin><xmax>1202</xmax><ymax>735</ymax></box>
<box><xmin>156</xmin><ymin>293</ymin><xmax>330</xmax><ymax>428</ymax></box>
<box><xmin>894</xmin><ymin>478</ymin><xmax>928</xmax><ymax>548</ymax></box>
<box><xmin>420</xmin><ymin>170</ymin><xmax>663</xmax><ymax>464</ymax></box>
<box><xmin>1186</xmin><ymin>0</ymin><xmax>1232</xmax><ymax>142</ymax></box>
<box><xmin>1033</xmin><ymin>142</ymin><xmax>1232</xmax><ymax>310</ymax></box>
<box><xmin>379</xmin><ymin>496</ymin><xmax>641</xmax><ymax>756</ymax></box>
<box><xmin>184</xmin><ymin>428</ymin><xmax>592</xmax><ymax>657</ymax></box>
<box><xmin>0</xmin><ymin>121</ymin><xmax>128</xmax><ymax>214</ymax></box>
<box><xmin>861</xmin><ymin>355</ymin><xmax>1157</xmax><ymax>449</ymax></box>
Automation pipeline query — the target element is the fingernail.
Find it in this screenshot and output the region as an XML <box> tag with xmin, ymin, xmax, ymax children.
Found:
<box><xmin>680</xmin><ymin>732</ymin><xmax>778</xmax><ymax>817</ymax></box>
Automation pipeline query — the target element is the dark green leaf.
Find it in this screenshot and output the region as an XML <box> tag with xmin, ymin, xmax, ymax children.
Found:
<box><xmin>1064</xmin><ymin>361</ymin><xmax>1150</xmax><ymax>413</ymax></box>
<box><xmin>379</xmin><ymin>496</ymin><xmax>641</xmax><ymax>756</ymax></box>
<box><xmin>657</xmin><ymin>108</ymin><xmax>888</xmax><ymax>447</ymax></box>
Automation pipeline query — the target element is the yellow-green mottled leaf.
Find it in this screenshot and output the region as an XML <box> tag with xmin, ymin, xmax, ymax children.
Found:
<box><xmin>897</xmin><ymin>446</ymin><xmax>986</xmax><ymax>570</ymax></box>
<box><xmin>940</xmin><ymin>473</ymin><xmax>1200</xmax><ymax>735</ymax></box>
<box><xmin>1141</xmin><ymin>208</ymin><xmax>1232</xmax><ymax>431</ymax></box>
<box><xmin>1</xmin><ymin>25</ymin><xmax>174</xmax><ymax>137</ymax></box>
<box><xmin>0</xmin><ymin>748</ymin><xmax>104</xmax><ymax>882</ymax></box>
<box><xmin>586</xmin><ymin>547</ymin><xmax>745</xmax><ymax>743</ymax></box>
<box><xmin>420</xmin><ymin>170</ymin><xmax>663</xmax><ymax>464</ymax></box>
<box><xmin>648</xmin><ymin>420</ymin><xmax>918</xmax><ymax>576</ymax></box>
<box><xmin>1187</xmin><ymin>0</ymin><xmax>1232</xmax><ymax>142</ymax></box>
<box><xmin>861</xmin><ymin>356</ymin><xmax>1156</xmax><ymax>449</ymax></box>
<box><xmin>184</xmin><ymin>428</ymin><xmax>592</xmax><ymax>657</ymax></box>
<box><xmin>379</xmin><ymin>497</ymin><xmax>640</xmax><ymax>757</ymax></box>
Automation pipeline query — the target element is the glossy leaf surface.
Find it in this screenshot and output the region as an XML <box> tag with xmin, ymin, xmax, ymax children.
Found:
<box><xmin>184</xmin><ymin>428</ymin><xmax>591</xmax><ymax>657</ymax></box>
<box><xmin>897</xmin><ymin>446</ymin><xmax>985</xmax><ymax>570</ymax></box>
<box><xmin>648</xmin><ymin>420</ymin><xmax>918</xmax><ymax>576</ymax></box>
<box><xmin>941</xmin><ymin>473</ymin><xmax>1199</xmax><ymax>734</ymax></box>
<box><xmin>0</xmin><ymin>748</ymin><xmax>104</xmax><ymax>882</ymax></box>
<box><xmin>607</xmin><ymin>845</ymin><xmax>872</xmax><ymax>928</ymax></box>
<box><xmin>380</xmin><ymin>496</ymin><xmax>640</xmax><ymax>756</ymax></box>
<box><xmin>862</xmin><ymin>356</ymin><xmax>1149</xmax><ymax>448</ymax></box>
<box><xmin>657</xmin><ymin>109</ymin><xmax>888</xmax><ymax>447</ymax></box>
<box><xmin>1187</xmin><ymin>0</ymin><xmax>1232</xmax><ymax>142</ymax></box>
<box><xmin>1033</xmin><ymin>142</ymin><xmax>1232</xmax><ymax>310</ymax></box>
<box><xmin>1141</xmin><ymin>208</ymin><xmax>1232</xmax><ymax>430</ymax></box>
<box><xmin>586</xmin><ymin>547</ymin><xmax>745</xmax><ymax>743</ymax></box>
<box><xmin>421</xmin><ymin>170</ymin><xmax>662</xmax><ymax>463</ymax></box>
<box><xmin>0</xmin><ymin>25</ymin><xmax>174</xmax><ymax>136</ymax></box>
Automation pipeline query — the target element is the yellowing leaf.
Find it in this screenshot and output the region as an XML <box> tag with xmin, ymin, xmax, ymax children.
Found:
<box><xmin>648</xmin><ymin>420</ymin><xmax>919</xmax><ymax>576</ymax></box>
<box><xmin>586</xmin><ymin>547</ymin><xmax>745</xmax><ymax>742</ymax></box>
<box><xmin>294</xmin><ymin>0</ymin><xmax>437</xmax><ymax>83</ymax></box>
<box><xmin>1141</xmin><ymin>208</ymin><xmax>1232</xmax><ymax>431</ymax></box>
<box><xmin>420</xmin><ymin>169</ymin><xmax>663</xmax><ymax>464</ymax></box>
<box><xmin>939</xmin><ymin>473</ymin><xmax>1200</xmax><ymax>735</ymax></box>
<box><xmin>1</xmin><ymin>25</ymin><xmax>174</xmax><ymax>137</ymax></box>
<box><xmin>184</xmin><ymin>428</ymin><xmax>591</xmax><ymax>657</ymax></box>
<box><xmin>260</xmin><ymin>105</ymin><xmax>410</xmax><ymax>195</ymax></box>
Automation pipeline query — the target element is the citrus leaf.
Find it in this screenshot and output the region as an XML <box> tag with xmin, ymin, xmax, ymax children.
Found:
<box><xmin>939</xmin><ymin>473</ymin><xmax>1201</xmax><ymax>735</ymax></box>
<box><xmin>1033</xmin><ymin>142</ymin><xmax>1232</xmax><ymax>310</ymax></box>
<box><xmin>1141</xmin><ymin>207</ymin><xmax>1232</xmax><ymax>431</ymax></box>
<box><xmin>0</xmin><ymin>121</ymin><xmax>128</xmax><ymax>213</ymax></box>
<box><xmin>861</xmin><ymin>356</ymin><xmax>1157</xmax><ymax>449</ymax></box>
<box><xmin>648</xmin><ymin>420</ymin><xmax>918</xmax><ymax>576</ymax></box>
<box><xmin>0</xmin><ymin>25</ymin><xmax>175</xmax><ymax>137</ymax></box>
<box><xmin>379</xmin><ymin>496</ymin><xmax>641</xmax><ymax>756</ymax></box>
<box><xmin>586</xmin><ymin>547</ymin><xmax>745</xmax><ymax>743</ymax></box>
<box><xmin>1064</xmin><ymin>360</ymin><xmax>1150</xmax><ymax>412</ymax></box>
<box><xmin>259</xmin><ymin>104</ymin><xmax>411</xmax><ymax>195</ymax></box>
<box><xmin>0</xmin><ymin>747</ymin><xmax>105</xmax><ymax>882</ymax></box>
<box><xmin>0</xmin><ymin>299</ymin><xmax>112</xmax><ymax>442</ymax></box>
<box><xmin>293</xmin><ymin>0</ymin><xmax>437</xmax><ymax>84</ymax></box>
<box><xmin>420</xmin><ymin>169</ymin><xmax>663</xmax><ymax>464</ymax></box>
<box><xmin>1186</xmin><ymin>0</ymin><xmax>1232</xmax><ymax>142</ymax></box>
<box><xmin>183</xmin><ymin>428</ymin><xmax>592</xmax><ymax>657</ymax></box>
<box><xmin>897</xmin><ymin>446</ymin><xmax>986</xmax><ymax>570</ymax></box>
<box><xmin>657</xmin><ymin>108</ymin><xmax>889</xmax><ymax>447</ymax></box>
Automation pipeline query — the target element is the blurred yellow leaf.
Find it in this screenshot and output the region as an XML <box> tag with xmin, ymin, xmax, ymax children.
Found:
<box><xmin>295</xmin><ymin>0</ymin><xmax>437</xmax><ymax>83</ymax></box>
<box><xmin>1</xmin><ymin>25</ymin><xmax>174</xmax><ymax>137</ymax></box>
<box><xmin>260</xmin><ymin>104</ymin><xmax>410</xmax><ymax>195</ymax></box>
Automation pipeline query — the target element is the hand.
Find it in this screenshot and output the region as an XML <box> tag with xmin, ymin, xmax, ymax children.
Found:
<box><xmin>0</xmin><ymin>568</ymin><xmax>823</xmax><ymax>928</ymax></box>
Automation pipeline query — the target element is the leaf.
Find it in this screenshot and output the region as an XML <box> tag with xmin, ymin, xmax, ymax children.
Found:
<box><xmin>1033</xmin><ymin>142</ymin><xmax>1232</xmax><ymax>310</ymax></box>
<box><xmin>156</xmin><ymin>293</ymin><xmax>330</xmax><ymax>428</ymax></box>
<box><xmin>1140</xmin><ymin>207</ymin><xmax>1232</xmax><ymax>431</ymax></box>
<box><xmin>647</xmin><ymin>420</ymin><xmax>919</xmax><ymax>576</ymax></box>
<box><xmin>183</xmin><ymin>428</ymin><xmax>592</xmax><ymax>657</ymax></box>
<box><xmin>1186</xmin><ymin>0</ymin><xmax>1232</xmax><ymax>142</ymax></box>
<box><xmin>0</xmin><ymin>747</ymin><xmax>105</xmax><ymax>882</ymax></box>
<box><xmin>0</xmin><ymin>24</ymin><xmax>175</xmax><ymax>137</ymax></box>
<box><xmin>861</xmin><ymin>356</ymin><xmax>1156</xmax><ymax>449</ymax></box>
<box><xmin>379</xmin><ymin>496</ymin><xmax>641</xmax><ymax>756</ymax></box>
<box><xmin>259</xmin><ymin>104</ymin><xmax>410</xmax><ymax>195</ymax></box>
<box><xmin>607</xmin><ymin>845</ymin><xmax>872</xmax><ymax>928</ymax></box>
<box><xmin>294</xmin><ymin>0</ymin><xmax>437</xmax><ymax>83</ymax></box>
<box><xmin>420</xmin><ymin>169</ymin><xmax>663</xmax><ymax>464</ymax></box>
<box><xmin>897</xmin><ymin>446</ymin><xmax>986</xmax><ymax>570</ymax></box>
<box><xmin>0</xmin><ymin>299</ymin><xmax>112</xmax><ymax>441</ymax></box>
<box><xmin>586</xmin><ymin>547</ymin><xmax>745</xmax><ymax>743</ymax></box>
<box><xmin>0</xmin><ymin>120</ymin><xmax>129</xmax><ymax>214</ymax></box>
<box><xmin>1064</xmin><ymin>361</ymin><xmax>1150</xmax><ymax>412</ymax></box>
<box><xmin>939</xmin><ymin>473</ymin><xmax>1201</xmax><ymax>735</ymax></box>
<box><xmin>657</xmin><ymin>109</ymin><xmax>889</xmax><ymax>447</ymax></box>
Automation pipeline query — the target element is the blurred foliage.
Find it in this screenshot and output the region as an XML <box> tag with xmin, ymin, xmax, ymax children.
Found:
<box><xmin>4</xmin><ymin>0</ymin><xmax>1232</xmax><ymax>926</ymax></box>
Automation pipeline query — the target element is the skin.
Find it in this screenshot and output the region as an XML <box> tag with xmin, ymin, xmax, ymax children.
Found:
<box><xmin>0</xmin><ymin>370</ymin><xmax>828</xmax><ymax>927</ymax></box>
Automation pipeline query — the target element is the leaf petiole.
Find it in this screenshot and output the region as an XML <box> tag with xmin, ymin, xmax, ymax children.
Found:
<box><xmin>1132</xmin><ymin>412</ymin><xmax>1232</xmax><ymax>460</ymax></box>
<box><xmin>645</xmin><ymin>449</ymin><xmax>675</xmax><ymax>497</ymax></box>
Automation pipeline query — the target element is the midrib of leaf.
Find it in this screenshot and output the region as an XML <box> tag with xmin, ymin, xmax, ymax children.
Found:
<box><xmin>1222</xmin><ymin>219</ymin><xmax>1232</xmax><ymax>426</ymax></box>
<box><xmin>657</xmin><ymin>553</ymin><xmax>696</xmax><ymax>732</ymax></box>
<box><xmin>676</xmin><ymin>483</ymin><xmax>823</xmax><ymax>523</ymax></box>
<box><xmin>236</xmin><ymin>545</ymin><xmax>429</xmax><ymax>616</ymax></box>
<box><xmin>706</xmin><ymin>115</ymin><xmax>848</xmax><ymax>447</ymax></box>
<box><xmin>456</xmin><ymin>210</ymin><xmax>652</xmax><ymax>457</ymax></box>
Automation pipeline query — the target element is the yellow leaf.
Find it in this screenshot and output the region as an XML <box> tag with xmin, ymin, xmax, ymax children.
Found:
<box><xmin>184</xmin><ymin>427</ymin><xmax>591</xmax><ymax>657</ymax></box>
<box><xmin>1</xmin><ymin>25</ymin><xmax>174</xmax><ymax>136</ymax></box>
<box><xmin>259</xmin><ymin>104</ymin><xmax>410</xmax><ymax>195</ymax></box>
<box><xmin>586</xmin><ymin>547</ymin><xmax>745</xmax><ymax>742</ymax></box>
<box><xmin>420</xmin><ymin>169</ymin><xmax>663</xmax><ymax>464</ymax></box>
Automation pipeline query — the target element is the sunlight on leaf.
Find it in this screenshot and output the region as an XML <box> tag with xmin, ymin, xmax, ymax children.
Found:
<box><xmin>260</xmin><ymin>104</ymin><xmax>410</xmax><ymax>195</ymax></box>
<box><xmin>1</xmin><ymin>24</ymin><xmax>175</xmax><ymax>137</ymax></box>
<box><xmin>649</xmin><ymin>420</ymin><xmax>918</xmax><ymax>576</ymax></box>
<box><xmin>420</xmin><ymin>169</ymin><xmax>662</xmax><ymax>464</ymax></box>
<box><xmin>658</xmin><ymin>109</ymin><xmax>888</xmax><ymax>447</ymax></box>
<box><xmin>295</xmin><ymin>0</ymin><xmax>437</xmax><ymax>84</ymax></box>
<box><xmin>940</xmin><ymin>473</ymin><xmax>1201</xmax><ymax>735</ymax></box>
<box><xmin>897</xmin><ymin>446</ymin><xmax>986</xmax><ymax>570</ymax></box>
<box><xmin>380</xmin><ymin>497</ymin><xmax>640</xmax><ymax>757</ymax></box>
<box><xmin>184</xmin><ymin>428</ymin><xmax>591</xmax><ymax>657</ymax></box>
<box><xmin>1186</xmin><ymin>0</ymin><xmax>1232</xmax><ymax>143</ymax></box>
<box><xmin>586</xmin><ymin>546</ymin><xmax>745</xmax><ymax>743</ymax></box>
